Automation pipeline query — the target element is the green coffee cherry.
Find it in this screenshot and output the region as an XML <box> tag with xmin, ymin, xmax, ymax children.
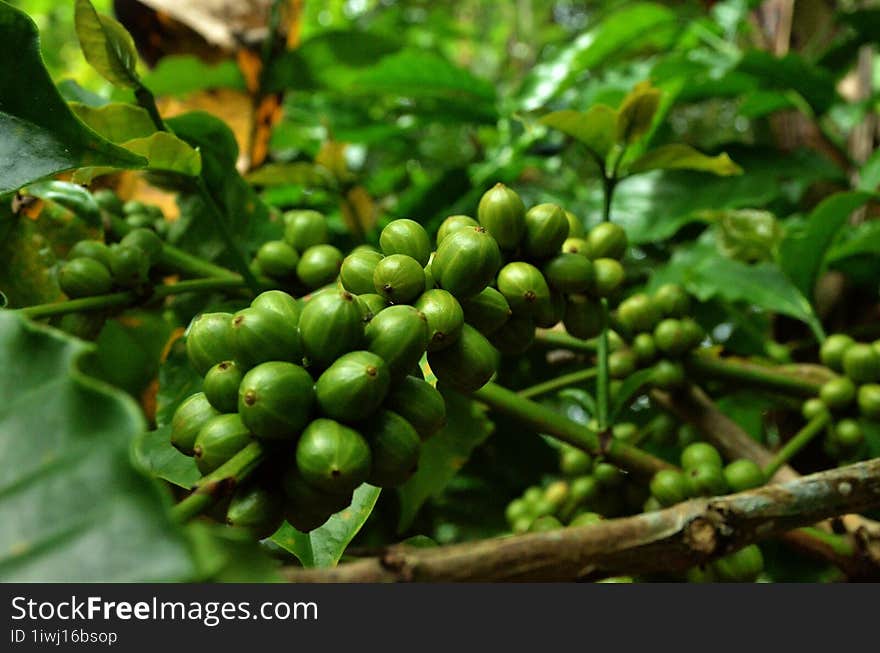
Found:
<box><xmin>833</xmin><ymin>418</ymin><xmax>863</xmax><ymax>450</ymax></box>
<box><xmin>801</xmin><ymin>397</ymin><xmax>828</xmax><ymax>421</ymax></box>
<box><xmin>373</xmin><ymin>254</ymin><xmax>426</xmax><ymax>304</ymax></box>
<box><xmin>568</xmin><ymin>475</ymin><xmax>600</xmax><ymax>506</ymax></box>
<box><xmin>562</xmin><ymin>294</ymin><xmax>602</xmax><ymax>339</ymax></box>
<box><xmin>437</xmin><ymin>214</ymin><xmax>479</xmax><ymax>245</ymax></box>
<box><xmin>363</xmin><ymin>411</ymin><xmax>421</xmax><ymax>487</ymax></box>
<box><xmin>226</xmin><ymin>483</ymin><xmax>284</xmax><ymax>539</ymax></box>
<box><xmin>529</xmin><ymin>515</ymin><xmax>563</xmax><ymax>532</ymax></box>
<box><xmin>299</xmin><ymin>290</ymin><xmax>363</xmax><ymax>369</ymax></box>
<box><xmin>612</xmin><ymin>422</ymin><xmax>639</xmax><ymax>442</ymax></box>
<box><xmin>340</xmin><ymin>249</ymin><xmax>384</xmax><ymax>296</ymax></box>
<box><xmin>654</xmin><ymin>283</ymin><xmax>690</xmax><ymax>317</ymax></box>
<box><xmin>594</xmin><ymin>462</ymin><xmax>624</xmax><ymax>487</ymax></box>
<box><xmin>617</xmin><ymin>293</ymin><xmax>661</xmax><ymax>334</ymax></box>
<box><xmin>496</xmin><ymin>262</ymin><xmax>552</xmax><ymax>317</ymax></box>
<box><xmin>357</xmin><ymin>293</ymin><xmax>388</xmax><ymax>323</ymax></box>
<box><xmin>842</xmin><ymin>343</ymin><xmax>880</xmax><ymax>383</ymax></box>
<box><xmin>315</xmin><ymin>351</ymin><xmax>391</xmax><ymax>422</ymax></box>
<box><xmin>589</xmin><ymin>258</ymin><xmax>625</xmax><ymax>297</ymax></box>
<box><xmin>93</xmin><ymin>188</ymin><xmax>123</xmax><ymax>214</ymax></box>
<box><xmin>108</xmin><ymin>244</ymin><xmax>149</xmax><ymax>287</ymax></box>
<box><xmin>58</xmin><ymin>257</ymin><xmax>113</xmax><ymax>298</ymax></box>
<box><xmin>123</xmin><ymin>200</ymin><xmax>148</xmax><ymax>215</ymax></box>
<box><xmin>384</xmin><ymin>376</ymin><xmax>447</xmax><ymax>440</ymax></box>
<box><xmin>654</xmin><ymin>319</ymin><xmax>688</xmax><ymax>356</ymax></box>
<box><xmin>476</xmin><ymin>183</ymin><xmax>526</xmax><ymax>249</ymax></box>
<box><xmin>238</xmin><ymin>361</ymin><xmax>315</xmax><ymax>440</ymax></box>
<box><xmin>686</xmin><ymin>462</ymin><xmax>728</xmax><ymax>496</ymax></box>
<box><xmin>460</xmin><ymin>287</ymin><xmax>512</xmax><ymax>336</ymax></box>
<box><xmin>297</xmin><ymin>244</ymin><xmax>343</xmax><ymax>290</ymax></box>
<box><xmin>365</xmin><ymin>304</ymin><xmax>430</xmax><ymax>381</ymax></box>
<box><xmin>711</xmin><ymin>545</ymin><xmax>763</xmax><ymax>582</ymax></box>
<box><xmin>563</xmin><ymin>210</ymin><xmax>584</xmax><ymax>238</ymax></box>
<box><xmin>560</xmin><ymin>447</ymin><xmax>592</xmax><ymax>476</ymax></box>
<box><xmin>723</xmin><ymin>459</ymin><xmax>764</xmax><ymax>492</ymax></box>
<box><xmin>414</xmin><ymin>289</ymin><xmax>464</xmax><ymax>352</ymax></box>
<box><xmin>650</xmin><ymin>469</ymin><xmax>690</xmax><ymax>506</ymax></box>
<box><xmin>125</xmin><ymin>213</ymin><xmax>153</xmax><ymax>229</ymax></box>
<box><xmin>252</xmin><ymin>289</ymin><xmax>301</xmax><ymax>321</ymax></box>
<box><xmin>679</xmin><ymin>318</ymin><xmax>705</xmax><ymax>350</ymax></box>
<box><xmin>68</xmin><ymin>240</ymin><xmax>113</xmax><ymax>268</ymax></box>
<box><xmin>676</xmin><ymin>424</ymin><xmax>701</xmax><ymax>447</ymax></box>
<box><xmin>819</xmin><ymin>376</ymin><xmax>856</xmax><ymax>411</ymax></box>
<box><xmin>505</xmin><ymin>498</ymin><xmax>530</xmax><ymax>525</ymax></box>
<box><xmin>650</xmin><ymin>359</ymin><xmax>685</xmax><ymax>390</ymax></box>
<box><xmin>857</xmin><ymin>384</ymin><xmax>880</xmax><ymax>420</ymax></box>
<box><xmin>431</xmin><ymin>226</ymin><xmax>502</xmax><ymax>299</ymax></box>
<box><xmin>632</xmin><ymin>333</ymin><xmax>657</xmax><ymax>365</ymax></box>
<box><xmin>283</xmin><ymin>209</ymin><xmax>327</xmax><ymax>250</ymax></box>
<box><xmin>296</xmin><ymin>418</ymin><xmax>372</xmax><ymax>494</ymax></box>
<box><xmin>186</xmin><ymin>312</ymin><xmax>235</xmax><ymax>376</ymax></box>
<box><xmin>380</xmin><ymin>219</ymin><xmax>432</xmax><ymax>266</ymax></box>
<box><xmin>491</xmin><ymin>314</ymin><xmax>536</xmax><ymax>355</ymax></box>
<box><xmin>256</xmin><ymin>240</ymin><xmax>299</xmax><ymax>278</ymax></box>
<box><xmin>608</xmin><ymin>349</ymin><xmax>637</xmax><ymax>379</ymax></box>
<box><xmin>819</xmin><ymin>334</ymin><xmax>854</xmax><ymax>372</ymax></box>
<box><xmin>170</xmin><ymin>392</ymin><xmax>219</xmax><ymax>455</ymax></box>
<box><xmin>569</xmin><ymin>512</ymin><xmax>603</xmax><ymax>527</ymax></box>
<box><xmin>194</xmin><ymin>414</ymin><xmax>252</xmax><ymax>474</ymax></box>
<box><xmin>681</xmin><ymin>442</ymin><xmax>723</xmax><ymax>470</ymax></box>
<box><xmin>281</xmin><ymin>467</ymin><xmax>351</xmax><ymax>532</ymax></box>
<box><xmin>428</xmin><ymin>324</ymin><xmax>499</xmax><ymax>393</ymax></box>
<box><xmin>586</xmin><ymin>222</ymin><xmax>627</xmax><ymax>260</ymax></box>
<box><xmin>523</xmin><ymin>203</ymin><xmax>569</xmax><ymax>260</ymax></box>
<box><xmin>534</xmin><ymin>289</ymin><xmax>566</xmax><ymax>328</ymax></box>
<box><xmin>562</xmin><ymin>237</ymin><xmax>590</xmax><ymax>256</ymax></box>
<box><xmin>542</xmin><ymin>253</ymin><xmax>593</xmax><ymax>294</ymax></box>
<box><xmin>204</xmin><ymin>360</ymin><xmax>243</xmax><ymax>413</ymax></box>
<box><xmin>231</xmin><ymin>306</ymin><xmax>303</xmax><ymax>369</ymax></box>
<box><xmin>120</xmin><ymin>228</ymin><xmax>163</xmax><ymax>262</ymax></box>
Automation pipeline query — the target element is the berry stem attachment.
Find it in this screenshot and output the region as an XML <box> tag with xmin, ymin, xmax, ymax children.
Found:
<box><xmin>533</xmin><ymin>329</ymin><xmax>597</xmax><ymax>353</ymax></box>
<box><xmin>518</xmin><ymin>367</ymin><xmax>598</xmax><ymax>399</ymax></box>
<box><xmin>171</xmin><ymin>442</ymin><xmax>266</xmax><ymax>523</ymax></box>
<box><xmin>763</xmin><ymin>413</ymin><xmax>831</xmax><ymax>480</ymax></box>
<box><xmin>473</xmin><ymin>382</ymin><xmax>673</xmax><ymax>477</ymax></box>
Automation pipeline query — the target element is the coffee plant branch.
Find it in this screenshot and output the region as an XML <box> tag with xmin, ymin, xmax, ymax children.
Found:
<box><xmin>282</xmin><ymin>457</ymin><xmax>880</xmax><ymax>582</ymax></box>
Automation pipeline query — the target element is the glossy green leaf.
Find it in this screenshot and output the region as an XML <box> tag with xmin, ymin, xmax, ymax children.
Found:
<box><xmin>0</xmin><ymin>312</ymin><xmax>194</xmax><ymax>581</ymax></box>
<box><xmin>650</xmin><ymin>240</ymin><xmax>824</xmax><ymax>340</ymax></box>
<box><xmin>142</xmin><ymin>55</ymin><xmax>245</xmax><ymax>97</ymax></box>
<box><xmin>540</xmin><ymin>106</ymin><xmax>617</xmax><ymax>160</ymax></box>
<box><xmin>271</xmin><ymin>484</ymin><xmax>381</xmax><ymax>568</ymax></box>
<box><xmin>24</xmin><ymin>180</ymin><xmax>101</xmax><ymax>226</ymax></box>
<box><xmin>245</xmin><ymin>162</ymin><xmax>336</xmax><ymax>188</ymax></box>
<box><xmin>133</xmin><ymin>426</ymin><xmax>201</xmax><ymax>489</ymax></box>
<box><xmin>122</xmin><ymin>132</ymin><xmax>202</xmax><ymax>177</ymax></box>
<box><xmin>0</xmin><ymin>2</ymin><xmax>146</xmax><ymax>195</ymax></box>
<box><xmin>827</xmin><ymin>220</ymin><xmax>880</xmax><ymax>266</ymax></box>
<box><xmin>69</xmin><ymin>102</ymin><xmax>156</xmax><ymax>143</ymax></box>
<box><xmin>628</xmin><ymin>144</ymin><xmax>742</xmax><ymax>176</ymax></box>
<box><xmin>74</xmin><ymin>0</ymin><xmax>139</xmax><ymax>88</ymax></box>
<box><xmin>0</xmin><ymin>209</ymin><xmax>60</xmax><ymax>308</ymax></box>
<box><xmin>397</xmin><ymin>390</ymin><xmax>494</xmax><ymax>532</ymax></box>
<box><xmin>778</xmin><ymin>192</ymin><xmax>874</xmax><ymax>296</ymax></box>
<box><xmin>616</xmin><ymin>82</ymin><xmax>661</xmax><ymax>144</ymax></box>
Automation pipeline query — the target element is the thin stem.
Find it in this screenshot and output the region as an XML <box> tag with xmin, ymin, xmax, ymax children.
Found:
<box><xmin>473</xmin><ymin>382</ymin><xmax>672</xmax><ymax>477</ymax></box>
<box><xmin>763</xmin><ymin>413</ymin><xmax>831</xmax><ymax>480</ymax></box>
<box><xmin>518</xmin><ymin>367</ymin><xmax>597</xmax><ymax>400</ymax></box>
<box><xmin>18</xmin><ymin>277</ymin><xmax>256</xmax><ymax>320</ymax></box>
<box><xmin>194</xmin><ymin>178</ymin><xmax>261</xmax><ymax>292</ymax></box>
<box><xmin>685</xmin><ymin>354</ymin><xmax>821</xmax><ymax>398</ymax></box>
<box><xmin>602</xmin><ymin>177</ymin><xmax>616</xmax><ymax>223</ymax></box>
<box><xmin>533</xmin><ymin>329</ymin><xmax>596</xmax><ymax>353</ymax></box>
<box><xmin>595</xmin><ymin>299</ymin><xmax>610</xmax><ymax>429</ymax></box>
<box><xmin>171</xmin><ymin>442</ymin><xmax>266</xmax><ymax>523</ymax></box>
<box><xmin>796</xmin><ymin>526</ymin><xmax>856</xmax><ymax>557</ymax></box>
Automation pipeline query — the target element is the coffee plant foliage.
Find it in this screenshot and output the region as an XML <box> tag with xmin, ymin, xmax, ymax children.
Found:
<box><xmin>1</xmin><ymin>0</ymin><xmax>879</xmax><ymax>583</ymax></box>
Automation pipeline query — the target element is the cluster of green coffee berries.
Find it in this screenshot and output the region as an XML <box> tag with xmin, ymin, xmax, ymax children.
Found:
<box><xmin>56</xmin><ymin>227</ymin><xmax>164</xmax><ymax>299</ymax></box>
<box><xmin>612</xmin><ymin>284</ymin><xmax>705</xmax><ymax>388</ymax></box>
<box><xmin>250</xmin><ymin>210</ymin><xmax>346</xmax><ymax>293</ymax></box>
<box><xmin>686</xmin><ymin>544</ymin><xmax>765</xmax><ymax>583</ymax></box>
<box><xmin>803</xmin><ymin>334</ymin><xmax>880</xmax><ymax>460</ymax></box>
<box><xmin>170</xmin><ymin>287</ymin><xmax>447</xmax><ymax>537</ymax></box>
<box><xmin>647</xmin><ymin>442</ymin><xmax>764</xmax><ymax>508</ymax></box>
<box><xmin>93</xmin><ymin>189</ymin><xmax>170</xmax><ymax>238</ymax></box>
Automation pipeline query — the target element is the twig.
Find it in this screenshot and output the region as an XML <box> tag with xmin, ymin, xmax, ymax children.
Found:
<box><xmin>282</xmin><ymin>457</ymin><xmax>880</xmax><ymax>582</ymax></box>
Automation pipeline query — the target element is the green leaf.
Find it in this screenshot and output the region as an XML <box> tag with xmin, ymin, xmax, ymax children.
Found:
<box><xmin>74</xmin><ymin>0</ymin><xmax>140</xmax><ymax>89</ymax></box>
<box><xmin>122</xmin><ymin>132</ymin><xmax>202</xmax><ymax>177</ymax></box>
<box><xmin>735</xmin><ymin>50</ymin><xmax>837</xmax><ymax>115</ymax></box>
<box><xmin>778</xmin><ymin>191</ymin><xmax>874</xmax><ymax>296</ymax></box>
<box><xmin>187</xmin><ymin>522</ymin><xmax>280</xmax><ymax>582</ymax></box>
<box><xmin>857</xmin><ymin>148</ymin><xmax>880</xmax><ymax>192</ymax></box>
<box><xmin>133</xmin><ymin>426</ymin><xmax>201</xmax><ymax>489</ymax></box>
<box><xmin>245</xmin><ymin>162</ymin><xmax>336</xmax><ymax>188</ymax></box>
<box><xmin>0</xmin><ymin>2</ymin><xmax>146</xmax><ymax>195</ymax></box>
<box><xmin>0</xmin><ymin>208</ymin><xmax>60</xmax><ymax>308</ymax></box>
<box><xmin>0</xmin><ymin>312</ymin><xmax>194</xmax><ymax>581</ymax></box>
<box><xmin>69</xmin><ymin>102</ymin><xmax>156</xmax><ymax>143</ymax></box>
<box><xmin>271</xmin><ymin>484</ymin><xmax>381</xmax><ymax>568</ymax></box>
<box><xmin>826</xmin><ymin>220</ymin><xmax>880</xmax><ymax>265</ymax></box>
<box><xmin>616</xmin><ymin>82</ymin><xmax>662</xmax><ymax>144</ymax></box>
<box><xmin>156</xmin><ymin>338</ymin><xmax>202</xmax><ymax>429</ymax></box>
<box><xmin>650</xmin><ymin>240</ymin><xmax>824</xmax><ymax>340</ymax></box>
<box><xmin>397</xmin><ymin>390</ymin><xmax>494</xmax><ymax>532</ymax></box>
<box><xmin>540</xmin><ymin>106</ymin><xmax>617</xmax><ymax>160</ymax></box>
<box><xmin>24</xmin><ymin>180</ymin><xmax>101</xmax><ymax>226</ymax></box>
<box><xmin>628</xmin><ymin>144</ymin><xmax>742</xmax><ymax>176</ymax></box>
